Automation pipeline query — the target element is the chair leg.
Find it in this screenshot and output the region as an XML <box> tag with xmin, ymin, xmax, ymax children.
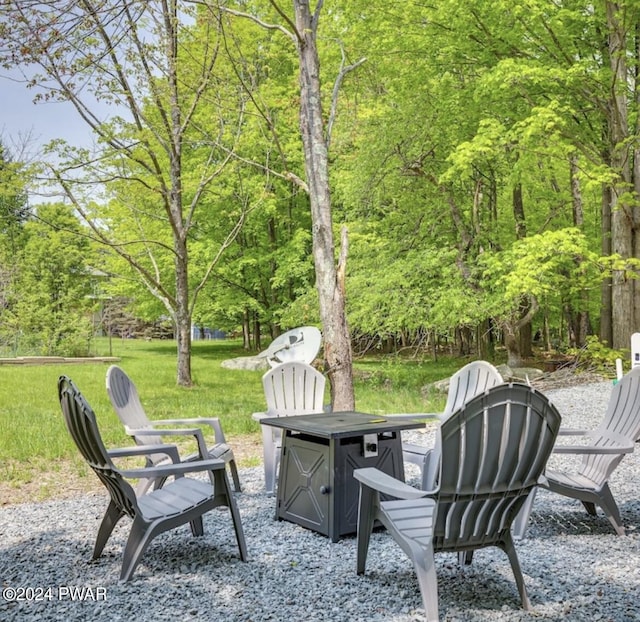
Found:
<box><xmin>502</xmin><ymin>533</ymin><xmax>531</xmax><ymax>611</ymax></box>
<box><xmin>581</xmin><ymin>500</ymin><xmax>597</xmax><ymax>516</ymax></box>
<box><xmin>211</xmin><ymin>468</ymin><xmax>248</xmax><ymax>561</ymax></box>
<box><xmin>458</xmin><ymin>550</ymin><xmax>474</xmax><ymax>565</ymax></box>
<box><xmin>421</xmin><ymin>449</ymin><xmax>438</xmax><ymax>491</ymax></box>
<box><xmin>356</xmin><ymin>485</ymin><xmax>377</xmax><ymax>575</ymax></box>
<box><xmin>261</xmin><ymin>425</ymin><xmax>277</xmax><ymax>495</ymax></box>
<box><xmin>120</xmin><ymin>517</ymin><xmax>157</xmax><ymax>582</ymax></box>
<box><xmin>135</xmin><ymin>477</ymin><xmax>155</xmax><ymax>496</ymax></box>
<box><xmin>597</xmin><ymin>484</ymin><xmax>625</xmax><ymax>535</ymax></box>
<box><xmin>93</xmin><ymin>500</ymin><xmax>125</xmax><ymax>559</ymax></box>
<box><xmin>411</xmin><ymin>542</ymin><xmax>439</xmax><ymax>622</ymax></box>
<box><xmin>228</xmin><ymin>458</ymin><xmax>242</xmax><ymax>493</ymax></box>
<box><xmin>189</xmin><ymin>516</ymin><xmax>204</xmax><ymax>537</ymax></box>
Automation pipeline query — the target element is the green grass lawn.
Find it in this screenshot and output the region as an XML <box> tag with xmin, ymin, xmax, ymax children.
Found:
<box><xmin>0</xmin><ymin>337</ymin><xmax>463</xmax><ymax>498</ymax></box>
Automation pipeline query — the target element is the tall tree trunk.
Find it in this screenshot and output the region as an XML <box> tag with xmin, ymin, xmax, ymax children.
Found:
<box><xmin>242</xmin><ymin>309</ymin><xmax>251</xmax><ymax>350</ymax></box>
<box><xmin>607</xmin><ymin>1</ymin><xmax>635</xmax><ymax>350</ymax></box>
<box><xmin>512</xmin><ymin>182</ymin><xmax>533</xmax><ymax>360</ymax></box>
<box><xmin>633</xmin><ymin>23</ymin><xmax>640</xmax><ymax>332</ymax></box>
<box><xmin>600</xmin><ymin>186</ymin><xmax>614</xmax><ymax>345</ymax></box>
<box><xmin>570</xmin><ymin>154</ymin><xmax>591</xmax><ymax>347</ymax></box>
<box><xmin>293</xmin><ymin>0</ymin><xmax>354</xmax><ymax>411</ymax></box>
<box><xmin>503</xmin><ymin>298</ymin><xmax>538</xmax><ymax>368</ymax></box>
<box><xmin>254</xmin><ymin>316</ymin><xmax>262</xmax><ymax>351</ymax></box>
<box><xmin>513</xmin><ymin>182</ymin><xmax>526</xmax><ymax>240</ymax></box>
<box><xmin>174</xmin><ymin>233</ymin><xmax>192</xmax><ymax>386</ymax></box>
<box><xmin>477</xmin><ymin>319</ymin><xmax>494</xmax><ymax>360</ymax></box>
<box><xmin>504</xmin><ymin>326</ymin><xmax>524</xmax><ymax>368</ymax></box>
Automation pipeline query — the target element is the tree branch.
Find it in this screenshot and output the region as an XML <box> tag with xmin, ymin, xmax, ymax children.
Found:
<box><xmin>312</xmin><ymin>0</ymin><xmax>324</xmax><ymax>37</ymax></box>
<box><xmin>326</xmin><ymin>47</ymin><xmax>366</xmax><ymax>150</ymax></box>
<box><xmin>198</xmin><ymin>0</ymin><xmax>298</xmax><ymax>44</ymax></box>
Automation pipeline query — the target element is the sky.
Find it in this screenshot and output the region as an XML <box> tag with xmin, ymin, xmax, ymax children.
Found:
<box><xmin>1</xmin><ymin>68</ymin><xmax>96</xmax><ymax>157</ymax></box>
<box><xmin>1</xmin><ymin>68</ymin><xmax>105</xmax><ymax>204</ymax></box>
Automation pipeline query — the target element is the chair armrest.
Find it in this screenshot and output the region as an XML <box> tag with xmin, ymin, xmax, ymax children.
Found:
<box><xmin>552</xmin><ymin>430</ymin><xmax>635</xmax><ymax>455</ymax></box>
<box><xmin>251</xmin><ymin>411</ymin><xmax>267</xmax><ymax>422</ymax></box>
<box><xmin>552</xmin><ymin>444</ymin><xmax>634</xmax><ymax>455</ymax></box>
<box><xmin>353</xmin><ymin>467</ymin><xmax>429</xmax><ymax>500</ymax></box>
<box><xmin>147</xmin><ymin>417</ymin><xmax>226</xmax><ymax>444</ymax></box>
<box><xmin>120</xmin><ymin>457</ymin><xmax>225</xmax><ymax>480</ymax></box>
<box><xmin>107</xmin><ymin>444</ymin><xmax>181</xmax><ymax>463</ymax></box>
<box><xmin>124</xmin><ymin>426</ymin><xmax>209</xmax><ymax>460</ymax></box>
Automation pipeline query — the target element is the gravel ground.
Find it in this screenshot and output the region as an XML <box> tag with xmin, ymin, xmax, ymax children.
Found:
<box><xmin>1</xmin><ymin>381</ymin><xmax>639</xmax><ymax>621</ymax></box>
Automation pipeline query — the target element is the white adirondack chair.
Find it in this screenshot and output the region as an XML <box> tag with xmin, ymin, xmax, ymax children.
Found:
<box><xmin>106</xmin><ymin>365</ymin><xmax>241</xmax><ymax>494</ymax></box>
<box><xmin>403</xmin><ymin>360</ymin><xmax>503</xmax><ymax>489</ymax></box>
<box><xmin>513</xmin><ymin>365</ymin><xmax>640</xmax><ymax>539</ymax></box>
<box><xmin>252</xmin><ymin>361</ymin><xmax>326</xmax><ymax>494</ymax></box>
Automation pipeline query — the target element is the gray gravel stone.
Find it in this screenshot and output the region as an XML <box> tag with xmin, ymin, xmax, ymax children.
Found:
<box><xmin>1</xmin><ymin>381</ymin><xmax>639</xmax><ymax>621</ymax></box>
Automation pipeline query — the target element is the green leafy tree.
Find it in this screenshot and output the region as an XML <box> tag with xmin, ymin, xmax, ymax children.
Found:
<box><xmin>481</xmin><ymin>228</ymin><xmax>603</xmax><ymax>367</ymax></box>
<box><xmin>0</xmin><ymin>1</ymin><xmax>254</xmax><ymax>385</ymax></box>
<box><xmin>0</xmin><ymin>140</ymin><xmax>29</xmax><ymax>351</ymax></box>
<box><xmin>330</xmin><ymin>1</ymin><xmax>617</xmax><ymax>360</ymax></box>
<box><xmin>11</xmin><ymin>203</ymin><xmax>96</xmax><ymax>356</ymax></box>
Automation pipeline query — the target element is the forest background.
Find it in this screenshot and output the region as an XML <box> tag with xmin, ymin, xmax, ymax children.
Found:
<box><xmin>1</xmin><ymin>0</ymin><xmax>640</xmax><ymax>401</ymax></box>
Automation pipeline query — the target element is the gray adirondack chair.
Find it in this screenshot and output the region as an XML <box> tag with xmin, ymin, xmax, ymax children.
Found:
<box><xmin>403</xmin><ymin>360</ymin><xmax>503</xmax><ymax>489</ymax></box>
<box><xmin>355</xmin><ymin>383</ymin><xmax>561</xmax><ymax>621</ymax></box>
<box><xmin>106</xmin><ymin>365</ymin><xmax>241</xmax><ymax>494</ymax></box>
<box><xmin>252</xmin><ymin>361</ymin><xmax>326</xmax><ymax>494</ymax></box>
<box><xmin>58</xmin><ymin>375</ymin><xmax>248</xmax><ymax>581</ymax></box>
<box><xmin>513</xmin><ymin>365</ymin><xmax>640</xmax><ymax>539</ymax></box>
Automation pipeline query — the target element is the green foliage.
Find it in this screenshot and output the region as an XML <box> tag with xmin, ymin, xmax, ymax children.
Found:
<box><xmin>7</xmin><ymin>203</ymin><xmax>97</xmax><ymax>356</ymax></box>
<box><xmin>346</xmin><ymin>226</ymin><xmax>482</xmax><ymax>338</ymax></box>
<box><xmin>2</xmin><ymin>0</ymin><xmax>631</xmax><ymax>361</ymax></box>
<box><xmin>0</xmin><ymin>141</ymin><xmax>28</xmax><ymax>249</ymax></box>
<box><xmin>480</xmin><ymin>228</ymin><xmax>602</xmax><ymax>317</ymax></box>
<box><xmin>0</xmin><ymin>140</ymin><xmax>29</xmax><ymax>333</ymax></box>
<box><xmin>568</xmin><ymin>336</ymin><xmax>627</xmax><ymax>375</ymax></box>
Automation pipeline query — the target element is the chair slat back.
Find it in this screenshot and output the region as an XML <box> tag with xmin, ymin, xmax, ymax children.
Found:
<box><xmin>597</xmin><ymin>365</ymin><xmax>640</xmax><ymax>440</ymax></box>
<box><xmin>106</xmin><ymin>365</ymin><xmax>161</xmax><ymax>447</ymax></box>
<box><xmin>434</xmin><ymin>383</ymin><xmax>560</xmax><ymax>550</ymax></box>
<box><xmin>443</xmin><ymin>361</ymin><xmax>503</xmax><ymax>417</ymax></box>
<box><xmin>262</xmin><ymin>362</ymin><xmax>326</xmax><ymax>416</ymax></box>
<box><xmin>59</xmin><ymin>375</ymin><xmax>138</xmax><ymax>518</ymax></box>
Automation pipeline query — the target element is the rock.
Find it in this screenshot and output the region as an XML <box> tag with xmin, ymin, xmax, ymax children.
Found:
<box><xmin>421</xmin><ymin>364</ymin><xmax>549</xmax><ymax>397</ymax></box>
<box><xmin>496</xmin><ymin>364</ymin><xmax>512</xmax><ymax>380</ymax></box>
<box><xmin>220</xmin><ymin>356</ymin><xmax>269</xmax><ymax>372</ymax></box>
<box><xmin>504</xmin><ymin>366</ymin><xmax>545</xmax><ymax>382</ymax></box>
<box><xmin>432</xmin><ymin>377</ymin><xmax>450</xmax><ymax>393</ymax></box>
<box><xmin>420</xmin><ymin>377</ymin><xmax>452</xmax><ymax>398</ymax></box>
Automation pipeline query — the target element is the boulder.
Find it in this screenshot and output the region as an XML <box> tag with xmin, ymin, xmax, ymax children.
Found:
<box><xmin>421</xmin><ymin>364</ymin><xmax>547</xmax><ymax>398</ymax></box>
<box><xmin>496</xmin><ymin>364</ymin><xmax>512</xmax><ymax>380</ymax></box>
<box><xmin>420</xmin><ymin>377</ymin><xmax>450</xmax><ymax>398</ymax></box>
<box><xmin>221</xmin><ymin>356</ymin><xmax>269</xmax><ymax>372</ymax></box>
<box><xmin>499</xmin><ymin>365</ymin><xmax>545</xmax><ymax>383</ymax></box>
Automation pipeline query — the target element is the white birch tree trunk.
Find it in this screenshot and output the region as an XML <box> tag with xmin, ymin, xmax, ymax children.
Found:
<box><xmin>292</xmin><ymin>0</ymin><xmax>354</xmax><ymax>410</ymax></box>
